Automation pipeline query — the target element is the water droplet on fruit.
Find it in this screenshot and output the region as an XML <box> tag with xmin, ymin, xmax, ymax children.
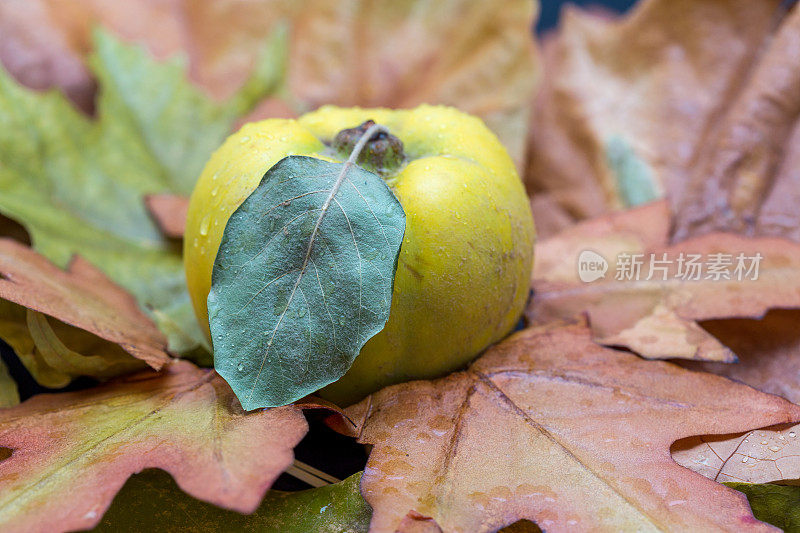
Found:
<box><xmin>199</xmin><ymin>215</ymin><xmax>211</xmax><ymax>236</ymax></box>
<box><xmin>211</xmin><ymin>186</ymin><xmax>219</xmax><ymax>197</ymax></box>
<box><xmin>240</xmin><ymin>135</ymin><xmax>251</xmax><ymax>144</ymax></box>
<box><xmin>741</xmin><ymin>456</ymin><xmax>749</xmax><ymax>463</ymax></box>
<box><xmin>790</xmin><ymin>432</ymin><xmax>796</xmax><ymax>438</ymax></box>
<box><xmin>237</xmin><ymin>363</ymin><xmax>244</xmax><ymax>372</ymax></box>
<box><xmin>769</xmin><ymin>446</ymin><xmax>781</xmax><ymax>452</ymax></box>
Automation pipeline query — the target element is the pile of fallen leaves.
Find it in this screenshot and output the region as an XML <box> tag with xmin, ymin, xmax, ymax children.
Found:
<box><xmin>1</xmin><ymin>0</ymin><xmax>800</xmax><ymax>530</ymax></box>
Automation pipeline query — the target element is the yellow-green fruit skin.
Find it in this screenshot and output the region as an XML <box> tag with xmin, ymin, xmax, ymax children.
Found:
<box><xmin>184</xmin><ymin>105</ymin><xmax>535</xmax><ymax>406</ymax></box>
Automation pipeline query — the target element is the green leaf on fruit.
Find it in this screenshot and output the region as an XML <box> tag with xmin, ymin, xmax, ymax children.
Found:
<box><xmin>0</xmin><ymin>27</ymin><xmax>287</xmax><ymax>356</ymax></box>
<box><xmin>209</xmin><ymin>156</ymin><xmax>405</xmax><ymax>409</ymax></box>
<box><xmin>94</xmin><ymin>469</ymin><xmax>372</xmax><ymax>533</ymax></box>
<box><xmin>725</xmin><ymin>482</ymin><xmax>800</xmax><ymax>532</ymax></box>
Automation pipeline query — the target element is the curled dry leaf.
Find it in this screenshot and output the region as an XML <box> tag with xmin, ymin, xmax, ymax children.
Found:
<box><xmin>528</xmin><ymin>201</ymin><xmax>800</xmax><ymax>362</ymax></box>
<box><xmin>0</xmin><ymin>238</ymin><xmax>169</xmax><ymax>372</ymax></box>
<box><xmin>671</xmin><ymin>310</ymin><xmax>800</xmax><ymax>485</ymax></box>
<box><xmin>344</xmin><ymin>322</ymin><xmax>800</xmax><ymax>532</ymax></box>
<box><xmin>0</xmin><ymin>305</ymin><xmax>150</xmax><ymax>389</ymax></box>
<box><xmin>672</xmin><ymin>4</ymin><xmax>800</xmax><ymax>242</ymax></box>
<box><xmin>0</xmin><ymin>360</ymin><xmax>308</xmax><ymax>533</ymax></box>
<box><xmin>0</xmin><ymin>0</ymin><xmax>537</xmax><ymax>169</ymax></box>
<box><xmin>145</xmin><ymin>194</ymin><xmax>189</xmax><ymax>239</ymax></box>
<box><xmin>526</xmin><ymin>0</ymin><xmax>783</xmax><ymax>228</ymax></box>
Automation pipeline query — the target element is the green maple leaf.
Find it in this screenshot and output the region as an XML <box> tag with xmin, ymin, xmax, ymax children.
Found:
<box><xmin>0</xmin><ymin>26</ymin><xmax>287</xmax><ymax>355</ymax></box>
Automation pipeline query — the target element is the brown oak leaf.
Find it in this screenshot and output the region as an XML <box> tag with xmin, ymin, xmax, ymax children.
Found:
<box><xmin>343</xmin><ymin>322</ymin><xmax>800</xmax><ymax>532</ymax></box>
<box><xmin>528</xmin><ymin>201</ymin><xmax>800</xmax><ymax>362</ymax></box>
<box><xmin>0</xmin><ymin>360</ymin><xmax>308</xmax><ymax>532</ymax></box>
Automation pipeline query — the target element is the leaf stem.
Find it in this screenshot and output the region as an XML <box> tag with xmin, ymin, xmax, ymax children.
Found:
<box><xmin>306</xmin><ymin>122</ymin><xmax>390</xmax><ymax>267</ymax></box>
<box><xmin>346</xmin><ymin>123</ymin><xmax>391</xmax><ymax>166</ymax></box>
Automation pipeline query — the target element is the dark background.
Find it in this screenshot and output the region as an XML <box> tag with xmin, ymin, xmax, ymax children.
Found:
<box><xmin>0</xmin><ymin>0</ymin><xmax>640</xmax><ymax>490</ymax></box>
<box><xmin>537</xmin><ymin>0</ymin><xmax>637</xmax><ymax>33</ymax></box>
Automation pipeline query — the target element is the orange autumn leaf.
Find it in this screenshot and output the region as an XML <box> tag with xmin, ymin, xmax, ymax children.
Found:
<box><xmin>525</xmin><ymin>0</ymin><xmax>785</xmax><ymax>231</ymax></box>
<box><xmin>0</xmin><ymin>360</ymin><xmax>308</xmax><ymax>533</ymax></box>
<box><xmin>343</xmin><ymin>322</ymin><xmax>800</xmax><ymax>532</ymax></box>
<box><xmin>0</xmin><ymin>0</ymin><xmax>537</xmax><ymax>169</ymax></box>
<box><xmin>528</xmin><ymin>201</ymin><xmax>800</xmax><ymax>362</ymax></box>
<box><xmin>0</xmin><ymin>238</ymin><xmax>169</xmax><ymax>370</ymax></box>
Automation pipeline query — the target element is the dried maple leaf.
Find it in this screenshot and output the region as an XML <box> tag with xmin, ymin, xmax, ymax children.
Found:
<box><xmin>343</xmin><ymin>322</ymin><xmax>800</xmax><ymax>532</ymax></box>
<box><xmin>0</xmin><ymin>0</ymin><xmax>537</xmax><ymax>169</ymax></box>
<box><xmin>0</xmin><ymin>360</ymin><xmax>308</xmax><ymax>533</ymax></box>
<box><xmin>528</xmin><ymin>201</ymin><xmax>800</xmax><ymax>362</ymax></box>
<box><xmin>672</xmin><ymin>4</ymin><xmax>800</xmax><ymax>242</ymax></box>
<box><xmin>0</xmin><ymin>238</ymin><xmax>169</xmax><ymax>384</ymax></box>
<box><xmin>525</xmin><ymin>0</ymin><xmax>784</xmax><ymax>227</ymax></box>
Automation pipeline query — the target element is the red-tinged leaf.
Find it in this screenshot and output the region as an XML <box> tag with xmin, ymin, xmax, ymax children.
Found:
<box><xmin>344</xmin><ymin>322</ymin><xmax>800</xmax><ymax>532</ymax></box>
<box><xmin>0</xmin><ymin>238</ymin><xmax>169</xmax><ymax>370</ymax></box>
<box><xmin>0</xmin><ymin>360</ymin><xmax>308</xmax><ymax>533</ymax></box>
<box><xmin>529</xmin><ymin>201</ymin><xmax>800</xmax><ymax>362</ymax></box>
<box><xmin>145</xmin><ymin>194</ymin><xmax>189</xmax><ymax>239</ymax></box>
